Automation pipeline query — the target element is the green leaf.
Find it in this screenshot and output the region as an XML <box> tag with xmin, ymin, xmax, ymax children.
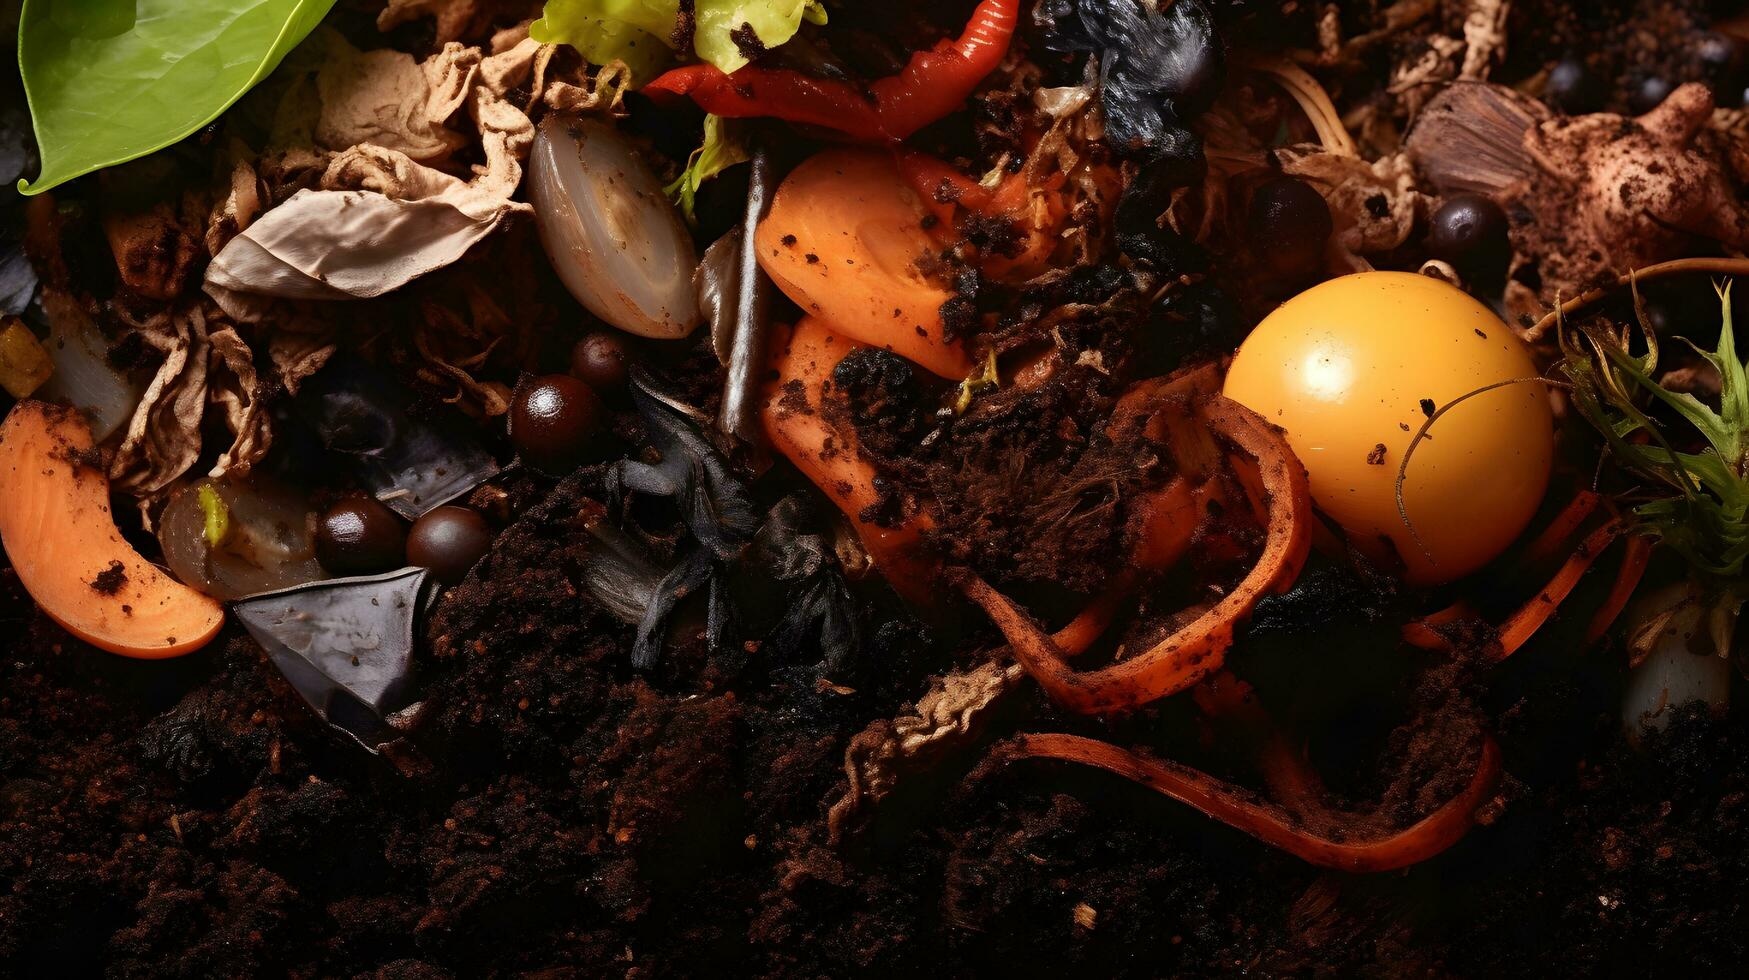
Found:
<box><xmin>663</xmin><ymin>115</ymin><xmax>749</xmax><ymax>223</ymax></box>
<box><xmin>530</xmin><ymin>0</ymin><xmax>826</xmax><ymax>80</ymax></box>
<box><xmin>16</xmin><ymin>0</ymin><xmax>337</xmax><ymax>195</ymax></box>
<box><xmin>1561</xmin><ymin>281</ymin><xmax>1749</xmax><ymax>584</ymax></box>
<box><xmin>528</xmin><ymin>0</ymin><xmax>678</xmax><ymax>82</ymax></box>
<box><xmin>694</xmin><ymin>0</ymin><xmax>827</xmax><ymax>75</ymax></box>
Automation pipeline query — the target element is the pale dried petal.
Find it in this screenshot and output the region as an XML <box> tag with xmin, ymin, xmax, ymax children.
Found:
<box><xmin>826</xmin><ymin>660</ymin><xmax>1024</xmax><ymax>843</ymax></box>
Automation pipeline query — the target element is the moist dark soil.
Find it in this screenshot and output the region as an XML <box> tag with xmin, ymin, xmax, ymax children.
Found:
<box><xmin>5</xmin><ymin>466</ymin><xmax>1749</xmax><ymax>977</ymax></box>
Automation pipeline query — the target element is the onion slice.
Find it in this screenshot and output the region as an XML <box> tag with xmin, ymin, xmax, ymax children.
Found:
<box><xmin>529</xmin><ymin>115</ymin><xmax>702</xmax><ymax>339</ymax></box>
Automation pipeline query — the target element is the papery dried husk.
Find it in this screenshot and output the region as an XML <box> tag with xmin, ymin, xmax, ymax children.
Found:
<box><xmin>110</xmin><ymin>307</ymin><xmax>213</xmax><ymax>500</ymax></box>
<box><xmin>1278</xmin><ymin>146</ymin><xmax>1430</xmax><ymax>273</ymax></box>
<box><xmin>826</xmin><ymin>660</ymin><xmax>1024</xmax><ymax>843</ymax></box>
<box><xmin>1404</xmin><ymin>81</ymin><xmax>1542</xmax><ymax>197</ymax></box>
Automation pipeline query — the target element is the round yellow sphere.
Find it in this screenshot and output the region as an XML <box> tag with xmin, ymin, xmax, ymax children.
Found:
<box><xmin>1223</xmin><ymin>272</ymin><xmax>1554</xmax><ymax>585</ymax></box>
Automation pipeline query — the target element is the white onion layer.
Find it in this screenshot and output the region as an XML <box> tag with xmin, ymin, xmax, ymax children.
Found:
<box><xmin>529</xmin><ymin>115</ymin><xmax>702</xmax><ymax>339</ymax></box>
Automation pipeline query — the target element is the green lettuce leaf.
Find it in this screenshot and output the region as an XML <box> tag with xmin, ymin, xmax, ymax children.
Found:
<box><xmin>664</xmin><ymin>115</ymin><xmax>749</xmax><ymax>223</ymax></box>
<box><xmin>528</xmin><ymin>0</ymin><xmax>678</xmax><ymax>82</ymax></box>
<box><xmin>17</xmin><ymin>0</ymin><xmax>337</xmax><ymax>194</ymax></box>
<box><xmin>695</xmin><ymin>1</ymin><xmax>827</xmax><ymax>74</ymax></box>
<box><xmin>530</xmin><ymin>0</ymin><xmax>826</xmax><ymax>80</ymax></box>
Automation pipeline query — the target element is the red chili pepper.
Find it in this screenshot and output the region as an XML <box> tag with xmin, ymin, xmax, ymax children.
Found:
<box><xmin>643</xmin><ymin>0</ymin><xmax>1018</xmax><ymax>142</ymax></box>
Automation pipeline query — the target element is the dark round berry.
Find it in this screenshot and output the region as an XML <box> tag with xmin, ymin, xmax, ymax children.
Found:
<box><xmin>406</xmin><ymin>506</ymin><xmax>493</xmax><ymax>585</ymax></box>
<box><xmin>314</xmin><ymin>498</ymin><xmax>406</xmax><ymax>575</ymax></box>
<box><xmin>1630</xmin><ymin>74</ymin><xmax>1676</xmax><ymax>114</ymax></box>
<box><xmin>570</xmin><ymin>331</ymin><xmax>630</xmax><ymax>394</ymax></box>
<box><xmin>1247</xmin><ymin>176</ymin><xmax>1332</xmax><ymax>279</ymax></box>
<box><xmin>1544</xmin><ymin>56</ymin><xmax>1603</xmax><ymax>114</ymax></box>
<box><xmin>1428</xmin><ymin>193</ymin><xmax>1511</xmax><ymax>286</ymax></box>
<box><xmin>510</xmin><ymin>374</ymin><xmax>606</xmax><ymax>475</ymax></box>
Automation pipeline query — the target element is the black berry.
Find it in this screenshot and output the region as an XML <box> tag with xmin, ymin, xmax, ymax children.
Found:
<box><xmin>314</xmin><ymin>498</ymin><xmax>406</xmax><ymax>575</ymax></box>
<box><xmin>1247</xmin><ymin>176</ymin><xmax>1332</xmax><ymax>279</ymax></box>
<box><xmin>510</xmin><ymin>375</ymin><xmax>606</xmax><ymax>475</ymax></box>
<box><xmin>1428</xmin><ymin>194</ymin><xmax>1511</xmax><ymax>287</ymax></box>
<box><xmin>406</xmin><ymin>506</ymin><xmax>493</xmax><ymax>585</ymax></box>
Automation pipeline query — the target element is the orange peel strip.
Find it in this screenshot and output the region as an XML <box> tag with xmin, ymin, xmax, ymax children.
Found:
<box><xmin>999</xmin><ymin>731</ymin><xmax>1501</xmax><ymax>873</ymax></box>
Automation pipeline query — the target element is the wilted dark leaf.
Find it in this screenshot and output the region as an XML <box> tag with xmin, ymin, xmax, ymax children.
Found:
<box><xmin>631</xmin><ymin>548</ymin><xmax>713</xmax><ymax>670</ymax></box>
<box><xmin>750</xmin><ymin>496</ymin><xmax>862</xmax><ymax>675</ymax></box>
<box><xmin>609</xmin><ymin>374</ymin><xmax>760</xmax><ymax>559</ymax></box>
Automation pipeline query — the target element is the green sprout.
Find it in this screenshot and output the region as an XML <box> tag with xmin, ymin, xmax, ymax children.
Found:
<box><xmin>196</xmin><ymin>483</ymin><xmax>231</xmax><ymax>550</ymax></box>
<box><xmin>1557</xmin><ymin>281</ymin><xmax>1749</xmax><ymax>582</ymax></box>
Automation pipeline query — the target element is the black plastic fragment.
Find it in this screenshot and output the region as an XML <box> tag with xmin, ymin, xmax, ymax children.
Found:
<box><xmin>295</xmin><ymin>355</ymin><xmax>499</xmax><ymax>519</ymax></box>
<box><xmin>233</xmin><ymin>567</ymin><xmax>437</xmax><ymax>753</ymax></box>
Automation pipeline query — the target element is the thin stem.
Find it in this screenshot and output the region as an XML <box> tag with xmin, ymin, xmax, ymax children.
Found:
<box><xmin>1524</xmin><ymin>258</ymin><xmax>1749</xmax><ymax>343</ymax></box>
<box><xmin>1394</xmin><ymin>377</ymin><xmax>1572</xmax><ymax>566</ymax></box>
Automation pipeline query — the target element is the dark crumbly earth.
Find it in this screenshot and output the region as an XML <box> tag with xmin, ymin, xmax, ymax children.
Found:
<box><xmin>4</xmin><ymin>470</ymin><xmax>1748</xmax><ymax>977</ymax></box>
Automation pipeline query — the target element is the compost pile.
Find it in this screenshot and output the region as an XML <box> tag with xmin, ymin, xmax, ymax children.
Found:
<box><xmin>5</xmin><ymin>1</ymin><xmax>1749</xmax><ymax>977</ymax></box>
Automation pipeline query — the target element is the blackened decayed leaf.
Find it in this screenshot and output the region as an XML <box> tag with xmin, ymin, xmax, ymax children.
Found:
<box><xmin>578</xmin><ymin>516</ymin><xmax>667</xmax><ymax>625</ymax></box>
<box><xmin>750</xmin><ymin>496</ymin><xmax>862</xmax><ymax>674</ymax></box>
<box><xmin>1</xmin><ymin>97</ymin><xmax>37</xmax><ymax>316</ymax></box>
<box><xmin>631</xmin><ymin>548</ymin><xmax>713</xmax><ymax>670</ymax></box>
<box><xmin>233</xmin><ymin>567</ymin><xmax>437</xmax><ymax>752</ymax></box>
<box><xmin>296</xmin><ymin>355</ymin><xmax>499</xmax><ymax>519</ymax></box>
<box><xmin>609</xmin><ymin>375</ymin><xmax>760</xmax><ymax>559</ymax></box>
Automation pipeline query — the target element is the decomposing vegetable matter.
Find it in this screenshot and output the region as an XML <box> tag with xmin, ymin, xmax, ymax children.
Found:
<box><xmin>0</xmin><ymin>401</ymin><xmax>223</xmax><ymax>657</ymax></box>
<box><xmin>13</xmin><ymin>2</ymin><xmax>1749</xmax><ymax>971</ymax></box>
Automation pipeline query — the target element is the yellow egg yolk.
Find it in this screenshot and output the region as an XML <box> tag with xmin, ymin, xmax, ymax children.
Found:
<box><xmin>1223</xmin><ymin>272</ymin><xmax>1554</xmax><ymax>585</ymax></box>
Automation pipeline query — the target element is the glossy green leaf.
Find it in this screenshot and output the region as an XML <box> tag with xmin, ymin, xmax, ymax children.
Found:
<box><xmin>17</xmin><ymin>0</ymin><xmax>337</xmax><ymax>194</ymax></box>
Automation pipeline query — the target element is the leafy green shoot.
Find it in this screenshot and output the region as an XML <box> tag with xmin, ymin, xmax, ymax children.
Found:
<box><xmin>1558</xmin><ymin>280</ymin><xmax>1749</xmax><ymax>581</ymax></box>
<box><xmin>663</xmin><ymin>115</ymin><xmax>749</xmax><ymax>224</ymax></box>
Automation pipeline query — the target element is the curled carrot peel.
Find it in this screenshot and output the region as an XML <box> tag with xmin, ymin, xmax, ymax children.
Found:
<box><xmin>997</xmin><ymin>731</ymin><xmax>1502</xmax><ymax>873</ymax></box>
<box><xmin>1406</xmin><ymin>521</ymin><xmax>1629</xmax><ymax>658</ymax></box>
<box><xmin>1586</xmin><ymin>533</ymin><xmax>1654</xmax><ymax>645</ymax></box>
<box><xmin>645</xmin><ymin>0</ymin><xmax>1019</xmax><ymax>143</ymax></box>
<box><xmin>1493</xmin><ymin>520</ymin><xmax>1624</xmax><ymax>658</ymax></box>
<box><xmin>895</xmin><ymin>150</ymin><xmax>1074</xmax><ymax>279</ymax></box>
<box><xmin>956</xmin><ymin>393</ymin><xmax>1313</xmax><ymax>715</ymax></box>
<box><xmin>1520</xmin><ymin>490</ymin><xmax>1603</xmax><ymax>568</ymax></box>
<box><xmin>1193</xmin><ymin>671</ymin><xmax>1323</xmax><ymax>810</ymax></box>
<box><xmin>762</xmin><ymin>318</ymin><xmax>940</xmax><ymax>606</ymax></box>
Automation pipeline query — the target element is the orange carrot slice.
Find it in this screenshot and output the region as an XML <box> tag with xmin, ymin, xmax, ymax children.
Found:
<box><xmin>0</xmin><ymin>401</ymin><xmax>223</xmax><ymax>658</ymax></box>
<box><xmin>762</xmin><ymin>318</ymin><xmax>941</xmax><ymax>606</ymax></box>
<box><xmin>1000</xmin><ymin>730</ymin><xmax>1501</xmax><ymax>873</ymax></box>
<box><xmin>756</xmin><ymin>150</ymin><xmax>972</xmax><ymax>379</ymax></box>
